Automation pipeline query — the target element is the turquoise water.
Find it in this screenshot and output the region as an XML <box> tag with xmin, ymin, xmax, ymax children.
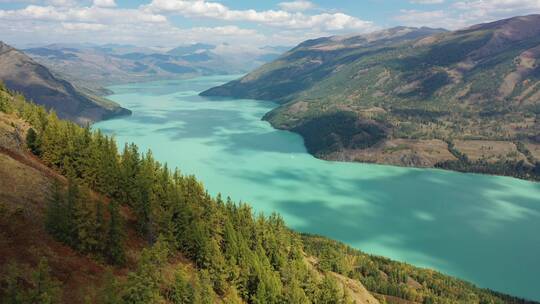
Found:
<box><xmin>95</xmin><ymin>75</ymin><xmax>540</xmax><ymax>301</ymax></box>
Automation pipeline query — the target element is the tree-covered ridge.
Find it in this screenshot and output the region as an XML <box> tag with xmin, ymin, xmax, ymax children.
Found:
<box><xmin>201</xmin><ymin>15</ymin><xmax>540</xmax><ymax>180</ymax></box>
<box><xmin>0</xmin><ymin>84</ymin><xmax>537</xmax><ymax>303</ymax></box>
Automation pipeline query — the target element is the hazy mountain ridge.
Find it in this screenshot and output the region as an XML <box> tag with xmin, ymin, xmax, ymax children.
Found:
<box><xmin>201</xmin><ymin>15</ymin><xmax>540</xmax><ymax>180</ymax></box>
<box><xmin>24</xmin><ymin>43</ymin><xmax>286</xmax><ymax>94</ymax></box>
<box><xmin>0</xmin><ymin>42</ymin><xmax>130</xmax><ymax>125</ymax></box>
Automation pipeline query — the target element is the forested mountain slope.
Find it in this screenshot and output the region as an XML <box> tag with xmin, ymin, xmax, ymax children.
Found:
<box><xmin>0</xmin><ymin>42</ymin><xmax>130</xmax><ymax>125</ymax></box>
<box><xmin>202</xmin><ymin>15</ymin><xmax>540</xmax><ymax>181</ymax></box>
<box><xmin>0</xmin><ymin>84</ymin><xmax>536</xmax><ymax>303</ymax></box>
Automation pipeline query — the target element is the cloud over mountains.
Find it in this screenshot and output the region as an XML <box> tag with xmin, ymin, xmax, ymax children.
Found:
<box><xmin>0</xmin><ymin>0</ymin><xmax>538</xmax><ymax>47</ymax></box>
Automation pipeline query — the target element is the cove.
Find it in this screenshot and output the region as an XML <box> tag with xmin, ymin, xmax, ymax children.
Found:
<box><xmin>94</xmin><ymin>75</ymin><xmax>540</xmax><ymax>301</ymax></box>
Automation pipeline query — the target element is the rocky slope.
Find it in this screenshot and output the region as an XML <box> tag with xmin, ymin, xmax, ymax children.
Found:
<box><xmin>201</xmin><ymin>16</ymin><xmax>540</xmax><ymax>178</ymax></box>
<box><xmin>0</xmin><ymin>41</ymin><xmax>130</xmax><ymax>124</ymax></box>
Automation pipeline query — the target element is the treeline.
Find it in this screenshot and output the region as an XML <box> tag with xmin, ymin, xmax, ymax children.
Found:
<box><xmin>1</xmin><ymin>84</ymin><xmax>537</xmax><ymax>303</ymax></box>
<box><xmin>436</xmin><ymin>141</ymin><xmax>540</xmax><ymax>181</ymax></box>
<box><xmin>301</xmin><ymin>235</ymin><xmax>537</xmax><ymax>304</ymax></box>
<box><xmin>290</xmin><ymin>111</ymin><xmax>386</xmax><ymax>156</ymax></box>
<box><xmin>1</xmin><ymin>85</ymin><xmax>354</xmax><ymax>303</ymax></box>
<box><xmin>45</xmin><ymin>180</ymin><xmax>125</xmax><ymax>264</ymax></box>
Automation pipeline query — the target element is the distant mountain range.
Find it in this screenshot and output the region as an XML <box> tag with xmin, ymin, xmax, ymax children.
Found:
<box><xmin>24</xmin><ymin>43</ymin><xmax>287</xmax><ymax>95</ymax></box>
<box><xmin>0</xmin><ymin>42</ymin><xmax>130</xmax><ymax>124</ymax></box>
<box><xmin>202</xmin><ymin>15</ymin><xmax>540</xmax><ymax>180</ymax></box>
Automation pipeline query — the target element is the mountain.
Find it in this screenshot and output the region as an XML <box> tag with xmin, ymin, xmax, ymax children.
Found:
<box><xmin>201</xmin><ymin>16</ymin><xmax>540</xmax><ymax>180</ymax></box>
<box><xmin>0</xmin><ymin>42</ymin><xmax>130</xmax><ymax>124</ymax></box>
<box><xmin>166</xmin><ymin>43</ymin><xmax>216</xmax><ymax>56</ymax></box>
<box><xmin>1</xmin><ymin>83</ymin><xmax>536</xmax><ymax>303</ymax></box>
<box><xmin>24</xmin><ymin>43</ymin><xmax>286</xmax><ymax>93</ymax></box>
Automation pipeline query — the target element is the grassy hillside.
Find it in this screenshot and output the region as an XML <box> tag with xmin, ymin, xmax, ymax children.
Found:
<box><xmin>0</xmin><ymin>74</ymin><xmax>538</xmax><ymax>303</ymax></box>
<box><xmin>201</xmin><ymin>16</ymin><xmax>540</xmax><ymax>181</ymax></box>
<box><xmin>0</xmin><ymin>42</ymin><xmax>130</xmax><ymax>125</ymax></box>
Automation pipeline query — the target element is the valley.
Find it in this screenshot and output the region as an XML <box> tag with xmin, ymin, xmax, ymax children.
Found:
<box><xmin>2</xmin><ymin>76</ymin><xmax>535</xmax><ymax>303</ymax></box>
<box><xmin>95</xmin><ymin>76</ymin><xmax>540</xmax><ymax>301</ymax></box>
<box><xmin>1</xmin><ymin>4</ymin><xmax>540</xmax><ymax>302</ymax></box>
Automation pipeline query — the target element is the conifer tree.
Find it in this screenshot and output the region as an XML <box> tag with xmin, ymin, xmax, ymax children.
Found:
<box><xmin>119</xmin><ymin>143</ymin><xmax>141</xmax><ymax>204</ymax></box>
<box><xmin>2</xmin><ymin>262</ymin><xmax>24</xmax><ymax>304</ymax></box>
<box><xmin>26</xmin><ymin>127</ymin><xmax>40</xmax><ymax>155</ymax></box>
<box><xmin>194</xmin><ymin>270</ymin><xmax>215</xmax><ymax>304</ymax></box>
<box><xmin>94</xmin><ymin>200</ymin><xmax>107</xmax><ymax>255</ymax></box>
<box><xmin>74</xmin><ymin>186</ymin><xmax>98</xmax><ymax>253</ymax></box>
<box><xmin>106</xmin><ymin>200</ymin><xmax>125</xmax><ymax>265</ymax></box>
<box><xmin>122</xmin><ymin>238</ymin><xmax>169</xmax><ymax>303</ymax></box>
<box><xmin>45</xmin><ymin>180</ymin><xmax>66</xmax><ymax>241</ymax></box>
<box><xmin>98</xmin><ymin>269</ymin><xmax>123</xmax><ymax>304</ymax></box>
<box><xmin>316</xmin><ymin>276</ymin><xmax>346</xmax><ymax>304</ymax></box>
<box><xmin>134</xmin><ymin>150</ymin><xmax>156</xmax><ymax>241</ymax></box>
<box><xmin>284</xmin><ymin>279</ymin><xmax>310</xmax><ymax>304</ymax></box>
<box><xmin>64</xmin><ymin>178</ymin><xmax>79</xmax><ymax>246</ymax></box>
<box><xmin>167</xmin><ymin>267</ymin><xmax>194</xmax><ymax>304</ymax></box>
<box><xmin>25</xmin><ymin>258</ymin><xmax>62</xmax><ymax>304</ymax></box>
<box><xmin>40</xmin><ymin>112</ymin><xmax>65</xmax><ymax>169</ymax></box>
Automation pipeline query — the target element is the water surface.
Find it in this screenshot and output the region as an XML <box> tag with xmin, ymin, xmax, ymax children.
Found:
<box><xmin>95</xmin><ymin>75</ymin><xmax>540</xmax><ymax>300</ymax></box>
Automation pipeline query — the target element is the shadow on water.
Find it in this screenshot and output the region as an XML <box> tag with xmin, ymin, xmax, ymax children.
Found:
<box><xmin>98</xmin><ymin>75</ymin><xmax>540</xmax><ymax>301</ymax></box>
<box><xmin>233</xmin><ymin>165</ymin><xmax>540</xmax><ymax>299</ymax></box>
<box><xmin>208</xmin><ymin>131</ymin><xmax>307</xmax><ymax>154</ymax></box>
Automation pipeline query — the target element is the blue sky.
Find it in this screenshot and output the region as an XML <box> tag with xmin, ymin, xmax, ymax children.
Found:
<box><xmin>0</xmin><ymin>0</ymin><xmax>538</xmax><ymax>48</ymax></box>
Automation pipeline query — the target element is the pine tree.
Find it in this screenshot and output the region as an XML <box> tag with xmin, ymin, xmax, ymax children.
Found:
<box><xmin>74</xmin><ymin>186</ymin><xmax>98</xmax><ymax>253</ymax></box>
<box><xmin>82</xmin><ymin>130</ymin><xmax>102</xmax><ymax>190</ymax></box>
<box><xmin>64</xmin><ymin>178</ymin><xmax>79</xmax><ymax>246</ymax></box>
<box><xmin>122</xmin><ymin>238</ymin><xmax>169</xmax><ymax>303</ymax></box>
<box><xmin>106</xmin><ymin>200</ymin><xmax>125</xmax><ymax>265</ymax></box>
<box><xmin>40</xmin><ymin>112</ymin><xmax>65</xmax><ymax>169</ymax></box>
<box><xmin>26</xmin><ymin>127</ymin><xmax>40</xmax><ymax>155</ymax></box>
<box><xmin>45</xmin><ymin>179</ymin><xmax>64</xmax><ymax>237</ymax></box>
<box><xmin>25</xmin><ymin>258</ymin><xmax>62</xmax><ymax>304</ymax></box>
<box><xmin>119</xmin><ymin>143</ymin><xmax>141</xmax><ymax>204</ymax></box>
<box><xmin>167</xmin><ymin>267</ymin><xmax>194</xmax><ymax>304</ymax></box>
<box><xmin>134</xmin><ymin>150</ymin><xmax>156</xmax><ymax>241</ymax></box>
<box><xmin>94</xmin><ymin>200</ymin><xmax>107</xmax><ymax>255</ymax></box>
<box><xmin>194</xmin><ymin>270</ymin><xmax>215</xmax><ymax>304</ymax></box>
<box><xmin>98</xmin><ymin>269</ymin><xmax>123</xmax><ymax>304</ymax></box>
<box><xmin>45</xmin><ymin>180</ymin><xmax>65</xmax><ymax>240</ymax></box>
<box><xmin>202</xmin><ymin>238</ymin><xmax>228</xmax><ymax>295</ymax></box>
<box><xmin>2</xmin><ymin>262</ymin><xmax>24</xmax><ymax>304</ymax></box>
<box><xmin>316</xmin><ymin>276</ymin><xmax>345</xmax><ymax>304</ymax></box>
<box><xmin>222</xmin><ymin>287</ymin><xmax>243</xmax><ymax>304</ymax></box>
<box><xmin>284</xmin><ymin>279</ymin><xmax>310</xmax><ymax>304</ymax></box>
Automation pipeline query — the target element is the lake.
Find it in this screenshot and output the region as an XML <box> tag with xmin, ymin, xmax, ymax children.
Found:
<box><xmin>94</xmin><ymin>75</ymin><xmax>540</xmax><ymax>301</ymax></box>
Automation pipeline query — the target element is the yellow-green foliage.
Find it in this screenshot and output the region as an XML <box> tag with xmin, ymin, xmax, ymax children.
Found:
<box><xmin>0</xmin><ymin>84</ymin><xmax>535</xmax><ymax>304</ymax></box>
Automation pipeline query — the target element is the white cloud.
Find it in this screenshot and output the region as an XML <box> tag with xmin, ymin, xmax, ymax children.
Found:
<box><xmin>394</xmin><ymin>9</ymin><xmax>460</xmax><ymax>28</ymax></box>
<box><xmin>410</xmin><ymin>0</ymin><xmax>444</xmax><ymax>4</ymax></box>
<box><xmin>453</xmin><ymin>0</ymin><xmax>540</xmax><ymax>17</ymax></box>
<box><xmin>0</xmin><ymin>2</ymin><xmax>271</xmax><ymax>47</ymax></box>
<box><xmin>396</xmin><ymin>0</ymin><xmax>540</xmax><ymax>30</ymax></box>
<box><xmin>144</xmin><ymin>0</ymin><xmax>377</xmax><ymax>32</ymax></box>
<box><xmin>278</xmin><ymin>0</ymin><xmax>314</xmax><ymax>12</ymax></box>
<box><xmin>0</xmin><ymin>0</ymin><xmax>379</xmax><ymax>48</ymax></box>
<box><xmin>93</xmin><ymin>0</ymin><xmax>116</xmax><ymax>8</ymax></box>
<box><xmin>0</xmin><ymin>5</ymin><xmax>167</xmax><ymax>24</ymax></box>
<box><xmin>61</xmin><ymin>21</ymin><xmax>106</xmax><ymax>30</ymax></box>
